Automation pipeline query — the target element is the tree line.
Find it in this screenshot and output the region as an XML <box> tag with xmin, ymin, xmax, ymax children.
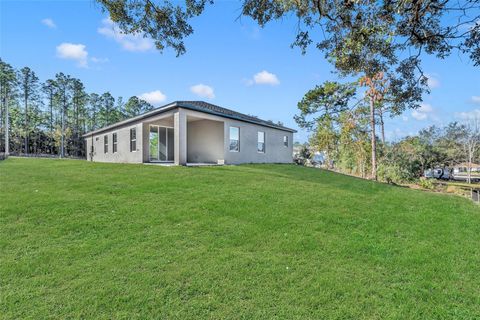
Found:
<box><xmin>295</xmin><ymin>82</ymin><xmax>480</xmax><ymax>184</ymax></box>
<box><xmin>0</xmin><ymin>59</ymin><xmax>154</xmax><ymax>158</ymax></box>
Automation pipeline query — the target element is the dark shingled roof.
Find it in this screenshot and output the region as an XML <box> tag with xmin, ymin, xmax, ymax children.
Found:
<box><xmin>176</xmin><ymin>101</ymin><xmax>296</xmax><ymax>132</ymax></box>
<box><xmin>83</xmin><ymin>100</ymin><xmax>296</xmax><ymax>137</ymax></box>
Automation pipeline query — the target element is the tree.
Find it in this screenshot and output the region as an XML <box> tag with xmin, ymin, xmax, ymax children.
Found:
<box><xmin>460</xmin><ymin>118</ymin><xmax>480</xmax><ymax>184</ymax></box>
<box><xmin>88</xmin><ymin>93</ymin><xmax>102</xmax><ymax>131</ymax></box>
<box><xmin>438</xmin><ymin>122</ymin><xmax>466</xmax><ymax>166</ymax></box>
<box><xmin>123</xmin><ymin>96</ymin><xmax>154</xmax><ymax>118</ymax></box>
<box><xmin>95</xmin><ymin>1</ymin><xmax>480</xmax><ymax>66</ymax></box>
<box><xmin>0</xmin><ymin>59</ymin><xmax>17</xmax><ymax>155</ymax></box>
<box><xmin>17</xmin><ymin>67</ymin><xmax>40</xmax><ymax>154</ymax></box>
<box><xmin>71</xmin><ymin>79</ymin><xmax>88</xmax><ymax>156</ymax></box>
<box><xmin>42</xmin><ymin>79</ymin><xmax>57</xmax><ymax>153</ymax></box>
<box><xmin>98</xmin><ymin>92</ymin><xmax>116</xmax><ymax>127</ymax></box>
<box><xmin>295</xmin><ymin>81</ymin><xmax>356</xmax><ymax>168</ymax></box>
<box><xmin>54</xmin><ymin>73</ymin><xmax>72</xmax><ymax>158</ymax></box>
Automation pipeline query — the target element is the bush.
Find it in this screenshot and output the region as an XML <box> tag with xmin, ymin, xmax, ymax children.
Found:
<box><xmin>377</xmin><ymin>162</ymin><xmax>412</xmax><ymax>184</ymax></box>
<box><xmin>418</xmin><ymin>178</ymin><xmax>434</xmax><ymax>190</ymax></box>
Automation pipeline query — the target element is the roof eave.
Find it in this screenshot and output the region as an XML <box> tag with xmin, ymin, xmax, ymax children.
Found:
<box><xmin>82</xmin><ymin>101</ymin><xmax>297</xmax><ymax>137</ymax></box>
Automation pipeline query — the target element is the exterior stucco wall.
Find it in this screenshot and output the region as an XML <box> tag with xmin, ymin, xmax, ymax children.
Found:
<box><xmin>85</xmin><ymin>122</ymin><xmax>143</xmax><ymax>163</ymax></box>
<box><xmin>187</xmin><ymin>119</ymin><xmax>224</xmax><ymax>163</ymax></box>
<box><xmin>222</xmin><ymin>119</ymin><xmax>293</xmax><ymax>164</ymax></box>
<box><xmin>85</xmin><ymin>106</ymin><xmax>294</xmax><ymax>165</ymax></box>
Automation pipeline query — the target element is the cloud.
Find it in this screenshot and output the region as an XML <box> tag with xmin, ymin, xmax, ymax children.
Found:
<box><xmin>91</xmin><ymin>57</ymin><xmax>109</xmax><ymax>63</ymax></box>
<box><xmin>425</xmin><ymin>73</ymin><xmax>440</xmax><ymax>89</ymax></box>
<box><xmin>190</xmin><ymin>84</ymin><xmax>215</xmax><ymax>99</ymax></box>
<box><xmin>245</xmin><ymin>70</ymin><xmax>280</xmax><ymax>86</ymax></box>
<box><xmin>41</xmin><ymin>18</ymin><xmax>56</xmax><ymax>28</ymax></box>
<box><xmin>471</xmin><ymin>96</ymin><xmax>480</xmax><ymax>104</ymax></box>
<box><xmin>411</xmin><ymin>103</ymin><xmax>434</xmax><ymax>121</ymax></box>
<box><xmin>455</xmin><ymin>109</ymin><xmax>480</xmax><ymax>120</ymax></box>
<box><xmin>56</xmin><ymin>43</ymin><xmax>88</xmax><ymax>67</ymax></box>
<box><xmin>98</xmin><ymin>18</ymin><xmax>154</xmax><ymax>52</ymax></box>
<box><xmin>138</xmin><ymin>90</ymin><xmax>166</xmax><ymax>105</ymax></box>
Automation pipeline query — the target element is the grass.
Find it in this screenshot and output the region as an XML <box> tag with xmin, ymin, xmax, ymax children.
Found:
<box><xmin>1</xmin><ymin>158</ymin><xmax>479</xmax><ymax>319</ymax></box>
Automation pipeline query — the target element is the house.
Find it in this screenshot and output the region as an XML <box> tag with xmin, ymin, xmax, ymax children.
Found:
<box><xmin>452</xmin><ymin>163</ymin><xmax>480</xmax><ymax>182</ymax></box>
<box><xmin>83</xmin><ymin>101</ymin><xmax>296</xmax><ymax>165</ymax></box>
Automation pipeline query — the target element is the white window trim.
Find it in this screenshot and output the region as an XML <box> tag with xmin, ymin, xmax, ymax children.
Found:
<box><xmin>257</xmin><ymin>131</ymin><xmax>265</xmax><ymax>153</ymax></box>
<box><xmin>104</xmin><ymin>135</ymin><xmax>108</xmax><ymax>154</ymax></box>
<box><xmin>130</xmin><ymin>127</ymin><xmax>137</xmax><ymax>152</ymax></box>
<box><xmin>229</xmin><ymin>126</ymin><xmax>240</xmax><ymax>153</ymax></box>
<box><xmin>113</xmin><ymin>133</ymin><xmax>118</xmax><ymax>153</ymax></box>
<box><xmin>283</xmin><ymin>135</ymin><xmax>289</xmax><ymax>147</ymax></box>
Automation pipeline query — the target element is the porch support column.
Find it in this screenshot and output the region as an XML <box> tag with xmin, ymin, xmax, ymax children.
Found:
<box><xmin>174</xmin><ymin>108</ymin><xmax>187</xmax><ymax>165</ymax></box>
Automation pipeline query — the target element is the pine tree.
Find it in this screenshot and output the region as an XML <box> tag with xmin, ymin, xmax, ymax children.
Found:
<box><xmin>17</xmin><ymin>67</ymin><xmax>40</xmax><ymax>154</ymax></box>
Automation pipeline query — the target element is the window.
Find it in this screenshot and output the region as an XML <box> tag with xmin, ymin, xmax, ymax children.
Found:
<box><xmin>130</xmin><ymin>128</ymin><xmax>137</xmax><ymax>152</ymax></box>
<box><xmin>229</xmin><ymin>127</ymin><xmax>240</xmax><ymax>152</ymax></box>
<box><xmin>257</xmin><ymin>131</ymin><xmax>265</xmax><ymax>153</ymax></box>
<box><xmin>104</xmin><ymin>135</ymin><xmax>108</xmax><ymax>153</ymax></box>
<box><xmin>283</xmin><ymin>135</ymin><xmax>288</xmax><ymax>147</ymax></box>
<box><xmin>113</xmin><ymin>133</ymin><xmax>118</xmax><ymax>153</ymax></box>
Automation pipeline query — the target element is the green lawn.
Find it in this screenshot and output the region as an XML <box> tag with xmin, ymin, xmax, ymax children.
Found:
<box><xmin>1</xmin><ymin>158</ymin><xmax>479</xmax><ymax>319</ymax></box>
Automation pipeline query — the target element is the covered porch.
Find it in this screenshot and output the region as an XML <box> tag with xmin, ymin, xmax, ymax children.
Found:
<box><xmin>142</xmin><ymin>109</ymin><xmax>225</xmax><ymax>165</ymax></box>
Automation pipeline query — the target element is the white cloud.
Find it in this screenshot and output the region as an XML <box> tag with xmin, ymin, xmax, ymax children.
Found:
<box><xmin>471</xmin><ymin>96</ymin><xmax>480</xmax><ymax>104</ymax></box>
<box><xmin>138</xmin><ymin>90</ymin><xmax>166</xmax><ymax>105</ymax></box>
<box><xmin>411</xmin><ymin>103</ymin><xmax>434</xmax><ymax>121</ymax></box>
<box><xmin>91</xmin><ymin>57</ymin><xmax>109</xmax><ymax>63</ymax></box>
<box><xmin>190</xmin><ymin>84</ymin><xmax>215</xmax><ymax>99</ymax></box>
<box><xmin>425</xmin><ymin>73</ymin><xmax>440</xmax><ymax>89</ymax></box>
<box><xmin>455</xmin><ymin>109</ymin><xmax>480</xmax><ymax>120</ymax></box>
<box><xmin>402</xmin><ymin>116</ymin><xmax>409</xmax><ymax>122</ymax></box>
<box><xmin>41</xmin><ymin>18</ymin><xmax>56</xmax><ymax>28</ymax></box>
<box><xmin>56</xmin><ymin>43</ymin><xmax>88</xmax><ymax>67</ymax></box>
<box><xmin>98</xmin><ymin>18</ymin><xmax>154</xmax><ymax>52</ymax></box>
<box><xmin>245</xmin><ymin>70</ymin><xmax>280</xmax><ymax>86</ymax></box>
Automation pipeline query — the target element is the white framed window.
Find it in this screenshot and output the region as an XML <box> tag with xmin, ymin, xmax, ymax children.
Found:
<box><xmin>229</xmin><ymin>126</ymin><xmax>240</xmax><ymax>152</ymax></box>
<box><xmin>113</xmin><ymin>133</ymin><xmax>118</xmax><ymax>153</ymax></box>
<box><xmin>130</xmin><ymin>128</ymin><xmax>137</xmax><ymax>152</ymax></box>
<box><xmin>283</xmin><ymin>135</ymin><xmax>288</xmax><ymax>147</ymax></box>
<box><xmin>104</xmin><ymin>135</ymin><xmax>108</xmax><ymax>153</ymax></box>
<box><xmin>257</xmin><ymin>131</ymin><xmax>265</xmax><ymax>153</ymax></box>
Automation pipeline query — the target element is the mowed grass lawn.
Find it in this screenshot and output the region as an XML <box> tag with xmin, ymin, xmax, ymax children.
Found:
<box><xmin>1</xmin><ymin>158</ymin><xmax>480</xmax><ymax>319</ymax></box>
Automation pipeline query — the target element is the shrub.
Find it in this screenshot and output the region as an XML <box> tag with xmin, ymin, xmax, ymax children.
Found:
<box><xmin>377</xmin><ymin>162</ymin><xmax>413</xmax><ymax>184</ymax></box>
<box><xmin>418</xmin><ymin>178</ymin><xmax>434</xmax><ymax>190</ymax></box>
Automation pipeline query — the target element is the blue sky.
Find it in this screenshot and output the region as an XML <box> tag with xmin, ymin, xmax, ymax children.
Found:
<box><xmin>1</xmin><ymin>0</ymin><xmax>479</xmax><ymax>142</ymax></box>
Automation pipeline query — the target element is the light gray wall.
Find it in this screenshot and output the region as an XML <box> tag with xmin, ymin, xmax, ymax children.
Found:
<box><xmin>222</xmin><ymin>119</ymin><xmax>293</xmax><ymax>164</ymax></box>
<box><xmin>85</xmin><ymin>107</ymin><xmax>294</xmax><ymax>165</ymax></box>
<box><xmin>85</xmin><ymin>122</ymin><xmax>143</xmax><ymax>163</ymax></box>
<box><xmin>187</xmin><ymin>119</ymin><xmax>224</xmax><ymax>163</ymax></box>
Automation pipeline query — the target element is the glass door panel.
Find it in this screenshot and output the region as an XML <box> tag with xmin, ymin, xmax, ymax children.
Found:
<box><xmin>159</xmin><ymin>127</ymin><xmax>167</xmax><ymax>161</ymax></box>
<box><xmin>149</xmin><ymin>126</ymin><xmax>159</xmax><ymax>161</ymax></box>
<box><xmin>167</xmin><ymin>128</ymin><xmax>174</xmax><ymax>161</ymax></box>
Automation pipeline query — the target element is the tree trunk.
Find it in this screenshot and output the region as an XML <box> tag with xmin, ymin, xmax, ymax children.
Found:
<box><xmin>5</xmin><ymin>92</ymin><xmax>9</xmax><ymax>155</ymax></box>
<box><xmin>370</xmin><ymin>96</ymin><xmax>377</xmax><ymax>180</ymax></box>
<box><xmin>50</xmin><ymin>92</ymin><xmax>54</xmax><ymax>154</ymax></box>
<box><xmin>61</xmin><ymin>94</ymin><xmax>66</xmax><ymax>158</ymax></box>
<box><xmin>24</xmin><ymin>92</ymin><xmax>28</xmax><ymax>154</ymax></box>
<box><xmin>379</xmin><ymin>109</ymin><xmax>385</xmax><ymax>145</ymax></box>
<box><xmin>468</xmin><ymin>152</ymin><xmax>472</xmax><ymax>184</ymax></box>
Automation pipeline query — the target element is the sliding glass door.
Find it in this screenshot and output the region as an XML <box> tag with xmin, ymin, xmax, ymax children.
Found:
<box><xmin>149</xmin><ymin>125</ymin><xmax>174</xmax><ymax>162</ymax></box>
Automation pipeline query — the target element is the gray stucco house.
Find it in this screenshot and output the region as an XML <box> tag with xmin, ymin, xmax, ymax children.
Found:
<box><xmin>83</xmin><ymin>101</ymin><xmax>296</xmax><ymax>165</ymax></box>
